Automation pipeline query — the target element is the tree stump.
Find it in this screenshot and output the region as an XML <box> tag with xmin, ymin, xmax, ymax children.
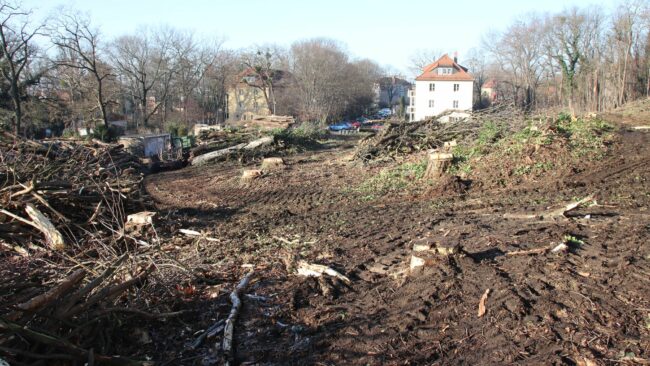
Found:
<box><xmin>424</xmin><ymin>151</ymin><xmax>453</xmax><ymax>180</ymax></box>
<box><xmin>261</xmin><ymin>157</ymin><xmax>285</xmax><ymax>171</ymax></box>
<box><xmin>409</xmin><ymin>238</ymin><xmax>459</xmax><ymax>272</ymax></box>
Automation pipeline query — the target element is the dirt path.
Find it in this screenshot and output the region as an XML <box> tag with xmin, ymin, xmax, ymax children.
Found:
<box><xmin>145</xmin><ymin>126</ymin><xmax>650</xmax><ymax>365</ymax></box>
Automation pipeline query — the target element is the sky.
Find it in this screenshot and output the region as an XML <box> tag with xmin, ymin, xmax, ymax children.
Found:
<box><xmin>23</xmin><ymin>0</ymin><xmax>620</xmax><ymax>75</ymax></box>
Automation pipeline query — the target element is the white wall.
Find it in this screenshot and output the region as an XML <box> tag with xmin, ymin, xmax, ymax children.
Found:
<box><xmin>412</xmin><ymin>80</ymin><xmax>473</xmax><ymax>121</ymax></box>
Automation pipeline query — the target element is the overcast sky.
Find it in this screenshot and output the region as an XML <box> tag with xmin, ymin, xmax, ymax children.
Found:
<box><xmin>24</xmin><ymin>0</ymin><xmax>620</xmax><ymax>74</ymax></box>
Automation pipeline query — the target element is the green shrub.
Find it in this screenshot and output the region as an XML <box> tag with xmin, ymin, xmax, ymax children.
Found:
<box><xmin>166</xmin><ymin>122</ymin><xmax>188</xmax><ymax>137</ymax></box>
<box><xmin>92</xmin><ymin>124</ymin><xmax>119</xmax><ymax>142</ymax></box>
<box><xmin>271</xmin><ymin>121</ymin><xmax>327</xmax><ymax>147</ymax></box>
<box><xmin>477</xmin><ymin>121</ymin><xmax>503</xmax><ymax>145</ymax></box>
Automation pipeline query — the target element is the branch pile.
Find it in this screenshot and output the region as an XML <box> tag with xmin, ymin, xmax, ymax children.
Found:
<box><xmin>0</xmin><ymin>133</ymin><xmax>167</xmax><ymax>364</ymax></box>
<box><xmin>355</xmin><ymin>102</ymin><xmax>524</xmax><ymax>162</ymax></box>
<box><xmin>1</xmin><ymin>254</ymin><xmax>156</xmax><ymax>364</ymax></box>
<box><xmin>0</xmin><ymin>132</ymin><xmax>149</xmax><ymax>250</ymax></box>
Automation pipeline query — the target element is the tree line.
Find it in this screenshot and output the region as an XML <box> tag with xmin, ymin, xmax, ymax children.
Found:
<box><xmin>467</xmin><ymin>1</ymin><xmax>650</xmax><ymax>112</ymax></box>
<box><xmin>0</xmin><ymin>3</ymin><xmax>383</xmax><ymax>137</ymax></box>
<box><xmin>1</xmin><ymin>1</ymin><xmax>649</xmax><ymax>137</ymax></box>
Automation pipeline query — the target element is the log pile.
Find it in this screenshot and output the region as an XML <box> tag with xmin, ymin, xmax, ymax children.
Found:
<box><xmin>246</xmin><ymin>115</ymin><xmax>295</xmax><ymax>130</ymax></box>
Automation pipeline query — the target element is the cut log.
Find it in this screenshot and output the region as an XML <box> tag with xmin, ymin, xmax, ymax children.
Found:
<box><xmin>443</xmin><ymin>140</ymin><xmax>457</xmax><ymax>150</ymax></box>
<box><xmin>24</xmin><ymin>204</ymin><xmax>65</xmax><ymax>250</ymax></box>
<box><xmin>191</xmin><ymin>136</ymin><xmax>274</xmax><ymax>166</ymax></box>
<box><xmin>424</xmin><ymin>151</ymin><xmax>453</xmax><ymax>180</ymax></box>
<box><xmin>410</xmin><ymin>241</ymin><xmax>458</xmax><ymax>271</ymax></box>
<box><xmin>260</xmin><ymin>157</ymin><xmax>285</xmax><ymax>171</ymax></box>
<box><xmin>126</xmin><ymin>211</ymin><xmax>156</xmax><ymax>226</ymax></box>
<box><xmin>296</xmin><ymin>260</ymin><xmax>351</xmax><ymax>284</ymax></box>
<box><xmin>222</xmin><ymin>271</ymin><xmax>254</xmax><ymax>366</ymax></box>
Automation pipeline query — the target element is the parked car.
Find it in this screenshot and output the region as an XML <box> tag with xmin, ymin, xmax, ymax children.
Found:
<box><xmin>328</xmin><ymin>121</ymin><xmax>354</xmax><ymax>131</ymax></box>
<box><xmin>377</xmin><ymin>108</ymin><xmax>392</xmax><ymax>118</ymax></box>
<box><xmin>350</xmin><ymin>121</ymin><xmax>362</xmax><ymax>129</ymax></box>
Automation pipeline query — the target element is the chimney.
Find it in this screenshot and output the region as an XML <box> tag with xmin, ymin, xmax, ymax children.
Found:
<box><xmin>453</xmin><ymin>51</ymin><xmax>458</xmax><ymax>63</ymax></box>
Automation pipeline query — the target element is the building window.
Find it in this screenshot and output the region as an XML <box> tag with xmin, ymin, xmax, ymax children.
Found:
<box><xmin>429</xmin><ymin>100</ymin><xmax>434</xmax><ymax>108</ymax></box>
<box><xmin>453</xmin><ymin>100</ymin><xmax>459</xmax><ymax>108</ymax></box>
<box><xmin>453</xmin><ymin>84</ymin><xmax>459</xmax><ymax>92</ymax></box>
<box><xmin>429</xmin><ymin>83</ymin><xmax>435</xmax><ymax>91</ymax></box>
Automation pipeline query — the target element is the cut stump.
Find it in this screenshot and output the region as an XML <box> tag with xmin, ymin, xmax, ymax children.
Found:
<box><xmin>261</xmin><ymin>157</ymin><xmax>285</xmax><ymax>171</ymax></box>
<box><xmin>425</xmin><ymin>151</ymin><xmax>453</xmax><ymax>180</ymax></box>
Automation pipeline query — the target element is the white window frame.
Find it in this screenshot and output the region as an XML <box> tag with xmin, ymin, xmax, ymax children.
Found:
<box><xmin>453</xmin><ymin>100</ymin><xmax>459</xmax><ymax>108</ymax></box>
<box><xmin>453</xmin><ymin>83</ymin><xmax>459</xmax><ymax>92</ymax></box>
<box><xmin>429</xmin><ymin>83</ymin><xmax>435</xmax><ymax>91</ymax></box>
<box><xmin>429</xmin><ymin>100</ymin><xmax>434</xmax><ymax>108</ymax></box>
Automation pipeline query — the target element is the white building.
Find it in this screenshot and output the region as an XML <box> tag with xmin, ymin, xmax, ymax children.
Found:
<box><xmin>408</xmin><ymin>54</ymin><xmax>474</xmax><ymax>122</ymax></box>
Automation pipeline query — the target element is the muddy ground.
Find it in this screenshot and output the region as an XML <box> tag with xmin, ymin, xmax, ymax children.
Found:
<box><xmin>142</xmin><ymin>115</ymin><xmax>650</xmax><ymax>365</ymax></box>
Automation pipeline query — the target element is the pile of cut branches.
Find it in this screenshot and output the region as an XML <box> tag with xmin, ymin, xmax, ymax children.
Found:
<box><xmin>0</xmin><ymin>133</ymin><xmax>174</xmax><ymax>364</ymax></box>
<box><xmin>1</xmin><ymin>254</ymin><xmax>157</xmax><ymax>364</ymax></box>
<box><xmin>355</xmin><ymin>102</ymin><xmax>524</xmax><ymax>162</ymax></box>
<box><xmin>0</xmin><ymin>132</ymin><xmax>149</xmax><ymax>251</ymax></box>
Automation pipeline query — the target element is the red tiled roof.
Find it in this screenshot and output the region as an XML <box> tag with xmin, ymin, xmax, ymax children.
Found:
<box><xmin>415</xmin><ymin>54</ymin><xmax>474</xmax><ymax>82</ymax></box>
<box><xmin>482</xmin><ymin>79</ymin><xmax>497</xmax><ymax>88</ymax></box>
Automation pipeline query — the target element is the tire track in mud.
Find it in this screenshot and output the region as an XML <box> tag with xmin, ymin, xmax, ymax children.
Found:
<box><xmin>144</xmin><ymin>129</ymin><xmax>650</xmax><ymax>365</ymax></box>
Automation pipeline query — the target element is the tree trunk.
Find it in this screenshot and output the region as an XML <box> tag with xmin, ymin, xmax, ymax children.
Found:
<box><xmin>11</xmin><ymin>81</ymin><xmax>21</xmax><ymax>136</ymax></box>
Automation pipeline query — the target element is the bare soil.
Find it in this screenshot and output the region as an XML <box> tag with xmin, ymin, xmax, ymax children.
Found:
<box><xmin>142</xmin><ymin>117</ymin><xmax>650</xmax><ymax>365</ymax></box>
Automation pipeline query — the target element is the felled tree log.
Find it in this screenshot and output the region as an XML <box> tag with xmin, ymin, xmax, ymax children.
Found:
<box><xmin>191</xmin><ymin>136</ymin><xmax>274</xmax><ymax>166</ymax></box>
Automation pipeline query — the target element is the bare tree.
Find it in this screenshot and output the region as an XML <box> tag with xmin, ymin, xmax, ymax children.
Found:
<box><xmin>240</xmin><ymin>45</ymin><xmax>287</xmax><ymax>115</ymax></box>
<box><xmin>0</xmin><ymin>1</ymin><xmax>42</xmax><ymax>135</ymax></box>
<box><xmin>484</xmin><ymin>15</ymin><xmax>545</xmax><ymax>110</ymax></box>
<box><xmin>464</xmin><ymin>48</ymin><xmax>489</xmax><ymax>109</ymax></box>
<box><xmin>408</xmin><ymin>48</ymin><xmax>442</xmax><ymax>77</ymax></box>
<box><xmin>195</xmin><ymin>49</ymin><xmax>237</xmax><ymax>123</ymax></box>
<box><xmin>610</xmin><ymin>0</ymin><xmax>648</xmax><ymax>106</ymax></box>
<box><xmin>543</xmin><ymin>7</ymin><xmax>604</xmax><ymax>111</ymax></box>
<box><xmin>290</xmin><ymin>38</ymin><xmax>349</xmax><ymax>122</ymax></box>
<box><xmin>111</xmin><ymin>26</ymin><xmax>177</xmax><ymax>128</ymax></box>
<box><xmin>170</xmin><ymin>33</ymin><xmax>223</xmax><ymax>124</ymax></box>
<box><xmin>50</xmin><ymin>11</ymin><xmax>113</xmax><ymax>128</ymax></box>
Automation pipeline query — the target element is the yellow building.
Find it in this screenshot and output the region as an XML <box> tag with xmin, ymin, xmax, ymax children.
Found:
<box><xmin>227</xmin><ymin>69</ymin><xmax>288</xmax><ymax>121</ymax></box>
